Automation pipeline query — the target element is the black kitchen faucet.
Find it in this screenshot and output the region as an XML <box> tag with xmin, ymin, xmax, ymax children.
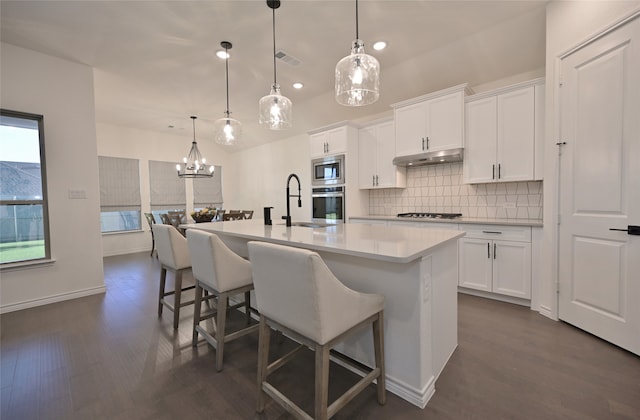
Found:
<box><xmin>283</xmin><ymin>173</ymin><xmax>302</xmax><ymax>227</ymax></box>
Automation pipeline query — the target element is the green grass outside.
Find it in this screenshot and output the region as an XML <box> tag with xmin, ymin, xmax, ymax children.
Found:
<box><xmin>0</xmin><ymin>240</ymin><xmax>46</xmax><ymax>264</ymax></box>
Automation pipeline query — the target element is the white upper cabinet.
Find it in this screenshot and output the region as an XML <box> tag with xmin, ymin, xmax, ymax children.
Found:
<box><xmin>392</xmin><ymin>84</ymin><xmax>471</xmax><ymax>158</ymax></box>
<box><xmin>463</xmin><ymin>79</ymin><xmax>544</xmax><ymax>184</ymax></box>
<box><xmin>309</xmin><ymin>124</ymin><xmax>351</xmax><ymax>157</ymax></box>
<box><xmin>358</xmin><ymin>119</ymin><xmax>406</xmax><ymax>189</ymax></box>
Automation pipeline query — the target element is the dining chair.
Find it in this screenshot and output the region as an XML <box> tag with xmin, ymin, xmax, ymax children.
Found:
<box><xmin>222</xmin><ymin>212</ymin><xmax>245</xmax><ymax>221</ymax></box>
<box><xmin>160</xmin><ymin>213</ymin><xmax>171</xmax><ymax>225</ymax></box>
<box><xmin>241</xmin><ymin>210</ymin><xmax>254</xmax><ymax>220</ymax></box>
<box><xmin>187</xmin><ymin>229</ymin><xmax>259</xmax><ymax>371</ymax></box>
<box><xmin>143</xmin><ymin>213</ymin><xmax>157</xmax><ymax>257</ymax></box>
<box><xmin>152</xmin><ymin>224</ymin><xmax>195</xmax><ymax>329</ymax></box>
<box><xmin>168</xmin><ymin>210</ymin><xmax>187</xmax><ymax>235</ymax></box>
<box><xmin>247</xmin><ymin>241</ymin><xmax>386</xmax><ymax>420</ymax></box>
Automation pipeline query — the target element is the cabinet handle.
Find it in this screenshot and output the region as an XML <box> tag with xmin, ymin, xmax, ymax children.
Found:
<box><xmin>487</xmin><ymin>242</ymin><xmax>490</xmax><ymax>258</ymax></box>
<box><xmin>376</xmin><ymin>175</ymin><xmax>379</xmax><ymax>186</ymax></box>
<box><xmin>498</xmin><ymin>163</ymin><xmax>502</xmax><ymax>179</ymax></box>
<box><xmin>422</xmin><ymin>137</ymin><xmax>425</xmax><ymax>150</ymax></box>
<box><xmin>494</xmin><ymin>243</ymin><xmax>497</xmax><ymax>259</ymax></box>
<box><xmin>426</xmin><ymin>136</ymin><xmax>429</xmax><ymax>150</ymax></box>
<box><xmin>482</xmin><ymin>231</ymin><xmax>503</xmax><ymax>234</ymax></box>
<box><xmin>492</xmin><ymin>164</ymin><xmax>495</xmax><ymax>180</ymax></box>
<box><xmin>372</xmin><ymin>175</ymin><xmax>375</xmax><ymax>186</ymax></box>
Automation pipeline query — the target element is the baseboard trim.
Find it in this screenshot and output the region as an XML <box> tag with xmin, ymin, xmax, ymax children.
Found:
<box><xmin>329</xmin><ymin>351</ymin><xmax>435</xmax><ymax>408</ymax></box>
<box><xmin>458</xmin><ymin>287</ymin><xmax>531</xmax><ymax>307</ymax></box>
<box><xmin>103</xmin><ymin>247</ymin><xmax>150</xmax><ymax>257</ymax></box>
<box><xmin>0</xmin><ymin>285</ymin><xmax>106</xmax><ymax>314</ymax></box>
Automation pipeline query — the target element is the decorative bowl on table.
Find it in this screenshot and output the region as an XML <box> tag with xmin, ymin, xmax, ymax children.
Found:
<box><xmin>191</xmin><ymin>208</ymin><xmax>216</xmax><ymax>223</ymax></box>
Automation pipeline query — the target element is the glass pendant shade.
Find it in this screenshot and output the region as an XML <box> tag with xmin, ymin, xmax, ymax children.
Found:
<box><xmin>335</xmin><ymin>39</ymin><xmax>380</xmax><ymax>106</ymax></box>
<box><xmin>214</xmin><ymin>41</ymin><xmax>241</xmax><ymax>145</ymax></box>
<box><xmin>177</xmin><ymin>116</ymin><xmax>214</xmax><ymax>178</ymax></box>
<box><xmin>259</xmin><ymin>83</ymin><xmax>292</xmax><ymax>130</ymax></box>
<box><xmin>260</xmin><ymin>0</ymin><xmax>292</xmax><ymax>130</ymax></box>
<box><xmin>213</xmin><ymin>112</ymin><xmax>241</xmax><ymax>145</ymax></box>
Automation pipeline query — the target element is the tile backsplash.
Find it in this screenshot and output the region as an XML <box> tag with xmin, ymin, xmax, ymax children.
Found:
<box><xmin>368</xmin><ymin>162</ymin><xmax>542</xmax><ymax>219</ymax></box>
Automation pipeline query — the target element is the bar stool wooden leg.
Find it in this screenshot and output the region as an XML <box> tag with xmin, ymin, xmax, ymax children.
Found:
<box><xmin>215</xmin><ymin>293</ymin><xmax>228</xmax><ymax>372</ymax></box>
<box><xmin>192</xmin><ymin>281</ymin><xmax>203</xmax><ymax>346</ymax></box>
<box><xmin>244</xmin><ymin>291</ymin><xmax>251</xmax><ymax>325</ymax></box>
<box><xmin>158</xmin><ymin>267</ymin><xmax>167</xmax><ymax>316</ymax></box>
<box><xmin>256</xmin><ymin>315</ymin><xmax>271</xmax><ymax>413</ymax></box>
<box><xmin>173</xmin><ymin>270</ymin><xmax>183</xmax><ymax>329</ymax></box>
<box><xmin>373</xmin><ymin>311</ymin><xmax>386</xmax><ymax>405</ymax></box>
<box><xmin>315</xmin><ymin>343</ymin><xmax>330</xmax><ymax>420</ymax></box>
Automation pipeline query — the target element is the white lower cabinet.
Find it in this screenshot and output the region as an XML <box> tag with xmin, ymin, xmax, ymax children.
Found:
<box><xmin>458</xmin><ymin>225</ymin><xmax>532</xmax><ymax>300</ymax></box>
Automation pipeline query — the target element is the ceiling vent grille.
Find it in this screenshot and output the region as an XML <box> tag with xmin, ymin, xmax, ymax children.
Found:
<box><xmin>275</xmin><ymin>50</ymin><xmax>301</xmax><ymax>67</ymax></box>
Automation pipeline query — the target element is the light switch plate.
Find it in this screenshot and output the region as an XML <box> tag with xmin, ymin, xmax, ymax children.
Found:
<box><xmin>68</xmin><ymin>189</ymin><xmax>87</xmax><ymax>199</ymax></box>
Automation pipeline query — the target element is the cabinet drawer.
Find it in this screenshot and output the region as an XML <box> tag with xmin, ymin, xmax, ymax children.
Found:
<box><xmin>461</xmin><ymin>224</ymin><xmax>531</xmax><ymax>242</ymax></box>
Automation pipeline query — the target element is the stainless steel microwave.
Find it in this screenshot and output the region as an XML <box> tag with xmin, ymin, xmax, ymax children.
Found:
<box><xmin>311</xmin><ymin>154</ymin><xmax>344</xmax><ymax>186</ymax></box>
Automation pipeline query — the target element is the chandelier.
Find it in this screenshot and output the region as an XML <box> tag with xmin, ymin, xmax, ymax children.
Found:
<box><xmin>176</xmin><ymin>116</ymin><xmax>214</xmax><ymax>178</ymax></box>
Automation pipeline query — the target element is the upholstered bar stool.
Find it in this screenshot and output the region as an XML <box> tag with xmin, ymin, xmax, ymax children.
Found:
<box><xmin>247</xmin><ymin>241</ymin><xmax>386</xmax><ymax>420</ymax></box>
<box><xmin>152</xmin><ymin>224</ymin><xmax>195</xmax><ymax>329</ymax></box>
<box><xmin>186</xmin><ymin>229</ymin><xmax>259</xmax><ymax>371</ymax></box>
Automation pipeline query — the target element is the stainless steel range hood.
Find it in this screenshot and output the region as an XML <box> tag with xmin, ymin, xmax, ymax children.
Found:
<box><xmin>392</xmin><ymin>148</ymin><xmax>464</xmax><ymax>167</ymax></box>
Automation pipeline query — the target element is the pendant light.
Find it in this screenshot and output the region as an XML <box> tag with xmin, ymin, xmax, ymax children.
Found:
<box><xmin>258</xmin><ymin>0</ymin><xmax>292</xmax><ymax>130</ymax></box>
<box><xmin>176</xmin><ymin>116</ymin><xmax>214</xmax><ymax>178</ymax></box>
<box><xmin>213</xmin><ymin>41</ymin><xmax>242</xmax><ymax>145</ymax></box>
<box><xmin>335</xmin><ymin>0</ymin><xmax>380</xmax><ymax>106</ymax></box>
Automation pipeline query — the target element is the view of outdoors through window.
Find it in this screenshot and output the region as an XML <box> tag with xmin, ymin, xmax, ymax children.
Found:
<box><xmin>0</xmin><ymin>110</ymin><xmax>49</xmax><ymax>264</ymax></box>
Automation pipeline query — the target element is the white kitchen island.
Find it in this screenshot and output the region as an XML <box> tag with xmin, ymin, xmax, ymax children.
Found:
<box><xmin>182</xmin><ymin>219</ymin><xmax>464</xmax><ymax>408</ymax></box>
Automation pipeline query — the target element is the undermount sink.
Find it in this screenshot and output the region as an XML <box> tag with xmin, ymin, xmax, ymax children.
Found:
<box><xmin>278</xmin><ymin>221</ymin><xmax>330</xmax><ymax>228</ymax></box>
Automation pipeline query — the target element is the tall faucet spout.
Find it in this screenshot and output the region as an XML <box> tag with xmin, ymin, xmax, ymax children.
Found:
<box><xmin>284</xmin><ymin>173</ymin><xmax>302</xmax><ymax>227</ymax></box>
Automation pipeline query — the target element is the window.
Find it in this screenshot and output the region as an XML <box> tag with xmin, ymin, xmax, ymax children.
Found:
<box><xmin>149</xmin><ymin>160</ymin><xmax>186</xmax><ymax>221</ymax></box>
<box><xmin>0</xmin><ymin>109</ymin><xmax>50</xmax><ymax>264</ymax></box>
<box><xmin>98</xmin><ymin>156</ymin><xmax>141</xmax><ymax>233</ymax></box>
<box><xmin>193</xmin><ymin>165</ymin><xmax>223</xmax><ymax>210</ymax></box>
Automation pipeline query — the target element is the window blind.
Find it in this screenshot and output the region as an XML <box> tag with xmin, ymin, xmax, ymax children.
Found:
<box><xmin>98</xmin><ymin>156</ymin><xmax>141</xmax><ymax>212</ymax></box>
<box><xmin>149</xmin><ymin>160</ymin><xmax>186</xmax><ymax>210</ymax></box>
<box><xmin>193</xmin><ymin>165</ymin><xmax>223</xmax><ymax>208</ymax></box>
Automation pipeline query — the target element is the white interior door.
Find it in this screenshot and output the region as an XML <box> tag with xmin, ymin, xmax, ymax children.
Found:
<box><xmin>558</xmin><ymin>16</ymin><xmax>640</xmax><ymax>355</ymax></box>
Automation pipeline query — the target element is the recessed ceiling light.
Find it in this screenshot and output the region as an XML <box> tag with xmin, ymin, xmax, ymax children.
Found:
<box><xmin>293</xmin><ymin>82</ymin><xmax>304</xmax><ymax>89</ymax></box>
<box><xmin>216</xmin><ymin>50</ymin><xmax>229</xmax><ymax>59</ymax></box>
<box><xmin>373</xmin><ymin>41</ymin><xmax>387</xmax><ymax>51</ymax></box>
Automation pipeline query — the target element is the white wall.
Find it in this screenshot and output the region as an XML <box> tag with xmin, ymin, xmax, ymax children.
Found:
<box><xmin>96</xmin><ymin>122</ymin><xmax>233</xmax><ymax>256</ymax></box>
<box><xmin>0</xmin><ymin>43</ymin><xmax>105</xmax><ymax>313</ymax></box>
<box><xmin>540</xmin><ymin>1</ymin><xmax>640</xmax><ymax>319</ymax></box>
<box><xmin>226</xmin><ymin>133</ymin><xmax>312</xmax><ymax>224</ymax></box>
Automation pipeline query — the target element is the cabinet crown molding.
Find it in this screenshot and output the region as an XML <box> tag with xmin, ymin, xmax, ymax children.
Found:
<box><xmin>391</xmin><ymin>83</ymin><xmax>473</xmax><ymax>109</ymax></box>
<box><xmin>307</xmin><ymin>120</ymin><xmax>359</xmax><ymax>135</ymax></box>
<box><xmin>465</xmin><ymin>77</ymin><xmax>545</xmax><ymax>102</ymax></box>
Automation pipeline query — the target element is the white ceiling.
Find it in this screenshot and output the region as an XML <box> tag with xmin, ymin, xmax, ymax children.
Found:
<box><xmin>0</xmin><ymin>0</ymin><xmax>547</xmax><ymax>151</ymax></box>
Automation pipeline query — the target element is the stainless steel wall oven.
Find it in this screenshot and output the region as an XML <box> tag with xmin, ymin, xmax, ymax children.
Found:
<box><xmin>311</xmin><ymin>186</ymin><xmax>344</xmax><ymax>223</ymax></box>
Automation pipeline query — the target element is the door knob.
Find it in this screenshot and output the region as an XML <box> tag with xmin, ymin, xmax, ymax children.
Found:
<box><xmin>609</xmin><ymin>225</ymin><xmax>640</xmax><ymax>235</ymax></box>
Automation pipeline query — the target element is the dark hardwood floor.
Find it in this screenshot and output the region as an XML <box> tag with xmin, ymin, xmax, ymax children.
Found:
<box><xmin>2</xmin><ymin>252</ymin><xmax>639</xmax><ymax>419</ymax></box>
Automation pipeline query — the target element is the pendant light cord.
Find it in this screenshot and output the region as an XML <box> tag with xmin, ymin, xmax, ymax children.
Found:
<box><xmin>192</xmin><ymin>116</ymin><xmax>197</xmax><ymax>142</ymax></box>
<box><xmin>355</xmin><ymin>0</ymin><xmax>359</xmax><ymax>40</ymax></box>
<box><xmin>224</xmin><ymin>45</ymin><xmax>230</xmax><ymax>114</ymax></box>
<box><xmin>272</xmin><ymin>6</ymin><xmax>277</xmax><ymax>85</ymax></box>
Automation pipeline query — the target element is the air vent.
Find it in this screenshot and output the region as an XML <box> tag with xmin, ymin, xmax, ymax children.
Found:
<box><xmin>275</xmin><ymin>50</ymin><xmax>301</xmax><ymax>67</ymax></box>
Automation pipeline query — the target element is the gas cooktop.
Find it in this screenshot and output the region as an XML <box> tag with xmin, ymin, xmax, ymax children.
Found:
<box><xmin>397</xmin><ymin>212</ymin><xmax>463</xmax><ymax>219</ymax></box>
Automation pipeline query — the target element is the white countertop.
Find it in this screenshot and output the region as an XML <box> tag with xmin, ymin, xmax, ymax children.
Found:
<box><xmin>182</xmin><ymin>219</ymin><xmax>464</xmax><ymax>264</ymax></box>
<box><xmin>350</xmin><ymin>215</ymin><xmax>543</xmax><ymax>227</ymax></box>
